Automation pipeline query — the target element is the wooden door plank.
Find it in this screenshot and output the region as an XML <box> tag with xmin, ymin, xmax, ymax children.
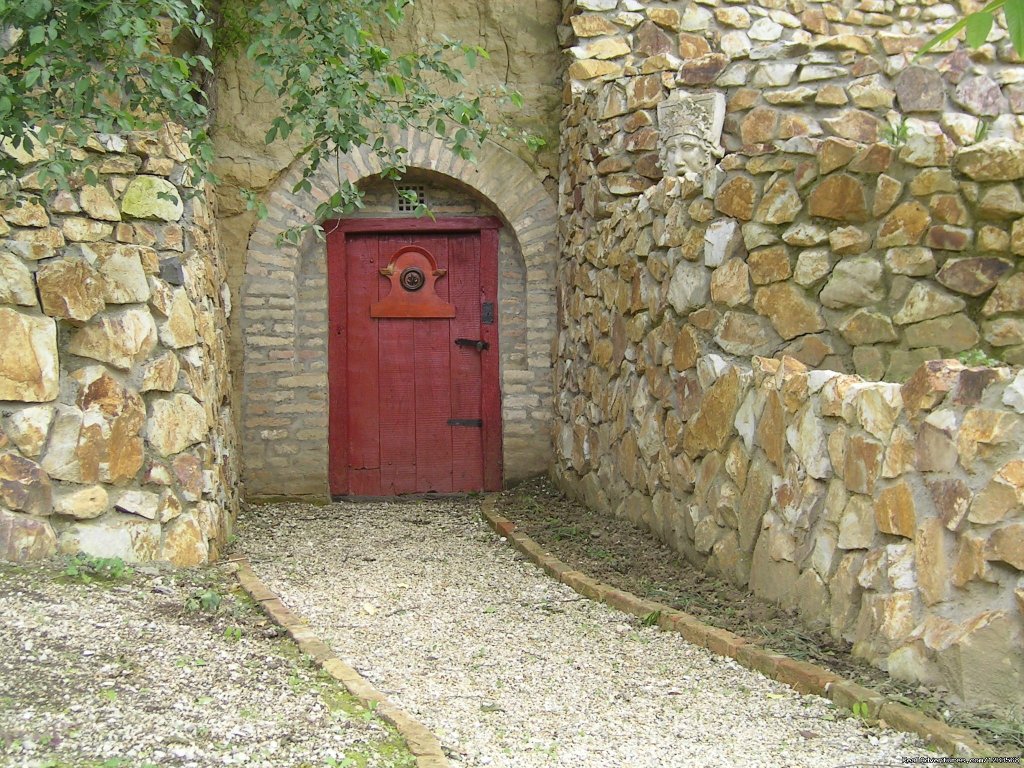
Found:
<box><xmin>448</xmin><ymin>233</ymin><xmax>484</xmax><ymax>491</ymax></box>
<box><xmin>413</xmin><ymin>235</ymin><xmax>454</xmax><ymax>493</ymax></box>
<box><xmin>332</xmin><ymin>219</ymin><xmax>503</xmax><ymax>497</ymax></box>
<box><xmin>480</xmin><ymin>227</ymin><xmax>503</xmax><ymax>491</ymax></box>
<box><xmin>346</xmin><ymin>233</ymin><xmax>382</xmax><ymax>495</ymax></box>
<box><xmin>326</xmin><ymin>228</ymin><xmax>348</xmax><ymax>496</ymax></box>
<box><xmin>378</xmin><ymin>235</ymin><xmax>419</xmax><ymax>494</ymax></box>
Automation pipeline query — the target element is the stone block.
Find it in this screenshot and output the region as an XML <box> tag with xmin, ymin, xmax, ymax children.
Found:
<box><xmin>0</xmin><ymin>308</ymin><xmax>59</xmax><ymax>402</ymax></box>
<box><xmin>749</xmin><ymin>533</ymin><xmax>800</xmax><ymax>609</ymax></box>
<box><xmin>58</xmin><ymin>517</ymin><xmax>161</xmax><ymax>562</ymax></box>
<box><xmin>874</xmin><ymin>481</ymin><xmax>916</xmax><ymax>538</ymax></box>
<box><xmin>54</xmin><ymin>485</ymin><xmax>109</xmax><ymax>519</ymax></box>
<box><xmin>936</xmin><ymin>612</ymin><xmax>1024</xmax><ymax>714</ymax></box>
<box><xmin>0</xmin><ymin>452</ymin><xmax>52</xmax><ymax>516</ymax></box>
<box><xmin>808</xmin><ymin>174</ymin><xmax>868</xmax><ymax>222</ymax></box>
<box><xmin>755</xmin><ymin>177</ymin><xmax>801</xmax><ymax>224</ymax></box>
<box><xmin>911</xmin><ymin>399</ymin><xmax>955</xmax><ymax>466</ymax></box>
<box><xmin>983</xmin><ymin>273</ymin><xmax>1024</xmax><ymax>316</ymax></box>
<box><xmin>667</xmin><ymin>261</ymin><xmax>710</xmax><ymax>316</ymax></box>
<box><xmin>903</xmin><ymin>314</ymin><xmax>979</xmax><ymax>353</ymax></box>
<box><xmin>92</xmin><ymin>244</ymin><xmax>151</xmax><ymax>304</ymax></box>
<box><xmin>714</xmin><ymin>177</ymin><xmax>756</xmax><ymax>221</ymax></box>
<box><xmin>0</xmin><ymin>508</ymin><xmax>56</xmax><ymax>561</ymax></box>
<box><xmin>986</xmin><ymin>523</ymin><xmax>1024</xmax><ymax>571</ymax></box>
<box><xmin>875</xmin><ymin>201</ymin><xmax>930</xmax><ymax>248</ymax></box>
<box><xmin>120</xmin><ymin>176</ymin><xmax>184</xmax><ymax>221</ymax></box>
<box><xmin>753</xmin><ymin>283</ymin><xmax>825</xmax><ymax>340</ymax></box>
<box><xmin>957</xmin><ymin>408</ymin><xmax>1023</xmax><ymax>468</ymax></box>
<box><xmin>68</xmin><ymin>308</ymin><xmax>158</xmax><ymax>370</ymax></box>
<box><xmin>955</xmin><ymin>139</ymin><xmax>1024</xmax><ymax>181</ymax></box>
<box><xmin>819</xmin><ymin>256</ymin><xmax>884</xmax><ymax>309</ymax></box>
<box><xmin>893</xmin><ymin>283</ymin><xmax>964</xmax><ymax>326</ymax></box>
<box><xmin>0</xmin><ymin>251</ymin><xmax>37</xmax><ymax>306</ymax></box>
<box><xmin>37</xmin><ymin>258</ymin><xmax>106</xmax><ymax>322</ymax></box>
<box><xmin>844</xmin><ymin>435</ymin><xmax>883</xmax><ymax>495</ymax></box>
<box><xmin>4</xmin><ymin>406</ymin><xmax>54</xmax><ymax>458</ymax></box>
<box><xmin>148</xmin><ymin>394</ymin><xmax>208</xmax><ymax>457</ymax></box>
<box><xmin>838</xmin><ymin>310</ymin><xmax>897</xmax><ymax>345</ymax></box>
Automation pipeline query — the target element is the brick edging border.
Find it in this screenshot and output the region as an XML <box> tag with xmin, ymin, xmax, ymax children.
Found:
<box><xmin>229</xmin><ymin>556</ymin><xmax>450</xmax><ymax>768</ymax></box>
<box><xmin>480</xmin><ymin>496</ymin><xmax>996</xmax><ymax>760</ymax></box>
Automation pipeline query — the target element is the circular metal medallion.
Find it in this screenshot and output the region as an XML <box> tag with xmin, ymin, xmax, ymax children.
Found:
<box><xmin>400</xmin><ymin>267</ymin><xmax>426</xmax><ymax>292</ymax></box>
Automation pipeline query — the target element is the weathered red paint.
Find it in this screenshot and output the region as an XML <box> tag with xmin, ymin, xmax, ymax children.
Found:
<box><xmin>326</xmin><ymin>217</ymin><xmax>503</xmax><ymax>496</ymax></box>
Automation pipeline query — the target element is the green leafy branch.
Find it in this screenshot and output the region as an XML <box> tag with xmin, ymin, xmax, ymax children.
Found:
<box><xmin>916</xmin><ymin>0</ymin><xmax>1024</xmax><ymax>59</ymax></box>
<box><xmin>0</xmin><ymin>0</ymin><xmax>215</xmax><ymax>189</ymax></box>
<box><xmin>0</xmin><ymin>0</ymin><xmax>538</xmax><ymax>238</ymax></box>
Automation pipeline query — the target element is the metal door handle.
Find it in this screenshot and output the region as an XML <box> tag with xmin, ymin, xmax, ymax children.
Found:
<box><xmin>455</xmin><ymin>338</ymin><xmax>489</xmax><ymax>351</ymax></box>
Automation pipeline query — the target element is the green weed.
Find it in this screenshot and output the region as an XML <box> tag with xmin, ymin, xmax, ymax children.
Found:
<box><xmin>186</xmin><ymin>587</ymin><xmax>223</xmax><ymax>613</ymax></box>
<box><xmin>973</xmin><ymin>118</ymin><xmax>990</xmax><ymax>144</ymax></box>
<box><xmin>63</xmin><ymin>554</ymin><xmax>133</xmax><ymax>584</ymax></box>
<box><xmin>957</xmin><ymin>348</ymin><xmax>1003</xmax><ymax>367</ymax></box>
<box><xmin>640</xmin><ymin>610</ymin><xmax>662</xmax><ymax>627</ymax></box>
<box><xmin>881</xmin><ymin>117</ymin><xmax>909</xmax><ymax>147</ymax></box>
<box><xmin>851</xmin><ymin>700</ymin><xmax>872</xmax><ymax>721</ymax></box>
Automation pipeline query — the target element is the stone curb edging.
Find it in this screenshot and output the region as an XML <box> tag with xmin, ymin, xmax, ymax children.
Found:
<box><xmin>480</xmin><ymin>496</ymin><xmax>997</xmax><ymax>760</ymax></box>
<box><xmin>228</xmin><ymin>556</ymin><xmax>450</xmax><ymax>768</ymax></box>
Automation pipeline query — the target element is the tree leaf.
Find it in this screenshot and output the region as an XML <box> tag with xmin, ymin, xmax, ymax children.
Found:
<box><xmin>1005</xmin><ymin>0</ymin><xmax>1024</xmax><ymax>54</ymax></box>
<box><xmin>386</xmin><ymin>73</ymin><xmax>405</xmax><ymax>95</ymax></box>
<box><xmin>965</xmin><ymin>11</ymin><xmax>995</xmax><ymax>47</ymax></box>
<box><xmin>915</xmin><ymin>0</ymin><xmax>1006</xmax><ymax>59</ymax></box>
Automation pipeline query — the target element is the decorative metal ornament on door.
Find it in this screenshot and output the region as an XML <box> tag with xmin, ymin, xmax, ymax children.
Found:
<box><xmin>326</xmin><ymin>217</ymin><xmax>503</xmax><ymax>497</ymax></box>
<box><xmin>371</xmin><ymin>245</ymin><xmax>455</xmax><ymax>319</ymax></box>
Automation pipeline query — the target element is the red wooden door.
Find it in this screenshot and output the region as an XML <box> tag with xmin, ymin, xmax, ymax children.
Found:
<box><xmin>327</xmin><ymin>217</ymin><xmax>502</xmax><ymax>496</ymax></box>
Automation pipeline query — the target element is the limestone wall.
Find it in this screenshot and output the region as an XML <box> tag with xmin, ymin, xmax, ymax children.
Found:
<box><xmin>559</xmin><ymin>0</ymin><xmax>1024</xmax><ymax>379</ymax></box>
<box><xmin>554</xmin><ymin>0</ymin><xmax>1024</xmax><ymax>713</ymax></box>
<box><xmin>0</xmin><ymin>130</ymin><xmax>238</xmax><ymax>565</ymax></box>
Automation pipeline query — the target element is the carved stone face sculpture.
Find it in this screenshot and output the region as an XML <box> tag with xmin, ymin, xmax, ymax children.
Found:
<box><xmin>664</xmin><ymin>131</ymin><xmax>717</xmax><ymax>178</ymax></box>
<box><xmin>657</xmin><ymin>92</ymin><xmax>726</xmax><ymax>183</ymax></box>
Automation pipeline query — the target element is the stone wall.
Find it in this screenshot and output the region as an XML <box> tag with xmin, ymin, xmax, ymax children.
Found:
<box><xmin>554</xmin><ymin>0</ymin><xmax>1024</xmax><ymax>713</ymax></box>
<box><xmin>559</xmin><ymin>0</ymin><xmax>1024</xmax><ymax>380</ymax></box>
<box><xmin>0</xmin><ymin>129</ymin><xmax>238</xmax><ymax>565</ymax></box>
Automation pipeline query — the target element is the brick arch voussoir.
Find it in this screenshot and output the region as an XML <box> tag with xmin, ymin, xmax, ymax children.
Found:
<box><xmin>248</xmin><ymin>134</ymin><xmax>555</xmax><ymax>276</ymax></box>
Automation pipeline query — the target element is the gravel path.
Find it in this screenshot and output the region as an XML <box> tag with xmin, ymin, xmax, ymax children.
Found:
<box><xmin>0</xmin><ymin>561</ymin><xmax>413</xmax><ymax>768</ymax></box>
<box><xmin>241</xmin><ymin>497</ymin><xmax>938</xmax><ymax>768</ymax></box>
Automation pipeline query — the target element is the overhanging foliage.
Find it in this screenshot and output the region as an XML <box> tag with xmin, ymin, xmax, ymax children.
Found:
<box><xmin>916</xmin><ymin>0</ymin><xmax>1024</xmax><ymax>58</ymax></box>
<box><xmin>0</xmin><ymin>0</ymin><xmax>514</xmax><ymax>232</ymax></box>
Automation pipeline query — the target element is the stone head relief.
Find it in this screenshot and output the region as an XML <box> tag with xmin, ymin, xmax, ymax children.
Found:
<box><xmin>657</xmin><ymin>92</ymin><xmax>726</xmax><ymax>184</ymax></box>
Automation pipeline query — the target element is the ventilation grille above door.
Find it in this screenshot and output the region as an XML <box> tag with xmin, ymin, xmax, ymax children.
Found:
<box><xmin>396</xmin><ymin>185</ymin><xmax>426</xmax><ymax>212</ymax></box>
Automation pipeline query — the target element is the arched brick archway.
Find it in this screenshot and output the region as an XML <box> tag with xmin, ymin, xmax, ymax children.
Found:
<box><xmin>239</xmin><ymin>130</ymin><xmax>557</xmax><ymax>497</ymax></box>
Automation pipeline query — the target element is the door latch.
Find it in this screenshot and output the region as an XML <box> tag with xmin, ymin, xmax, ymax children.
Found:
<box><xmin>455</xmin><ymin>338</ymin><xmax>489</xmax><ymax>351</ymax></box>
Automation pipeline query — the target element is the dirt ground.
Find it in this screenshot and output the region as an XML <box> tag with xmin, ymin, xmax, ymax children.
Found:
<box><xmin>494</xmin><ymin>476</ymin><xmax>1024</xmax><ymax>754</ymax></box>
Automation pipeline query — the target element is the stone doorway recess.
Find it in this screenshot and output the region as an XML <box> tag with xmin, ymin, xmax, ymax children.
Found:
<box><xmin>326</xmin><ymin>217</ymin><xmax>503</xmax><ymax>495</ymax></box>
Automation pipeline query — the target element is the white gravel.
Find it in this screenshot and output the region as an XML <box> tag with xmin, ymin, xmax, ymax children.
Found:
<box><xmin>0</xmin><ymin>561</ymin><xmax>413</xmax><ymax>768</ymax></box>
<box><xmin>241</xmin><ymin>497</ymin><xmax>940</xmax><ymax>768</ymax></box>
